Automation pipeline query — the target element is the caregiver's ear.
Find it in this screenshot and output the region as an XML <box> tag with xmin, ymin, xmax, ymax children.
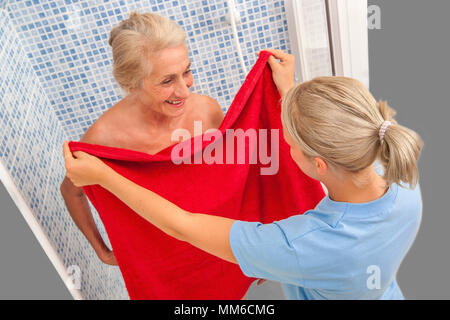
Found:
<box><xmin>313</xmin><ymin>157</ymin><xmax>328</xmax><ymax>176</ymax></box>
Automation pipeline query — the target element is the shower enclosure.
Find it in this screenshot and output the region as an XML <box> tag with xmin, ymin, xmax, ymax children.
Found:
<box><xmin>0</xmin><ymin>0</ymin><xmax>368</xmax><ymax>299</ymax></box>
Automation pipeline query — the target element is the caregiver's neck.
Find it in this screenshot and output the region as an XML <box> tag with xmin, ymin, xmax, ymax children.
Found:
<box><xmin>322</xmin><ymin>166</ymin><xmax>388</xmax><ymax>204</ymax></box>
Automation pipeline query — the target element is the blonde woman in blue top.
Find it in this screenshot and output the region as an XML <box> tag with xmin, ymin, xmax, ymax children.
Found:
<box><xmin>63</xmin><ymin>49</ymin><xmax>423</xmax><ymax>299</ymax></box>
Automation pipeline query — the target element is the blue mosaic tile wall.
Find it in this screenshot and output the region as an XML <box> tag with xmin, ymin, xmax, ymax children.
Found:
<box><xmin>0</xmin><ymin>0</ymin><xmax>332</xmax><ymax>299</ymax></box>
<box><xmin>0</xmin><ymin>0</ymin><xmax>294</xmax><ymax>300</ymax></box>
<box><xmin>0</xmin><ymin>9</ymin><xmax>128</xmax><ymax>299</ymax></box>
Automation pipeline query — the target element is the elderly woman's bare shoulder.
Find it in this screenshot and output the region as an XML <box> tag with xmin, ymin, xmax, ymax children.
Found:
<box><xmin>190</xmin><ymin>93</ymin><xmax>224</xmax><ymax>128</ymax></box>
<box><xmin>79</xmin><ymin>101</ymin><xmax>128</xmax><ymax>146</ymax></box>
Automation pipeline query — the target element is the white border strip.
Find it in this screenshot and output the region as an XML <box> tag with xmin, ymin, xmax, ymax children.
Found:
<box><xmin>0</xmin><ymin>161</ymin><xmax>83</xmax><ymax>300</ymax></box>
<box><xmin>285</xmin><ymin>0</ymin><xmax>310</xmax><ymax>83</ymax></box>
<box><xmin>328</xmin><ymin>0</ymin><xmax>370</xmax><ymax>88</ymax></box>
<box><xmin>286</xmin><ymin>0</ymin><xmax>369</xmax><ymax>87</ymax></box>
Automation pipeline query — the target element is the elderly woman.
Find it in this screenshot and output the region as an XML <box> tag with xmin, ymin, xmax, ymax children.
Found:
<box><xmin>60</xmin><ymin>12</ymin><xmax>224</xmax><ymax>265</ymax></box>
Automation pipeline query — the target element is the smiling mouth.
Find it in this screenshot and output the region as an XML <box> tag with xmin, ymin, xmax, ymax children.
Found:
<box><xmin>165</xmin><ymin>99</ymin><xmax>184</xmax><ymax>106</ymax></box>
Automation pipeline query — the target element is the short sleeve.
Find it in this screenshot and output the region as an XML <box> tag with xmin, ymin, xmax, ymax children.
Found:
<box><xmin>229</xmin><ymin>220</ymin><xmax>303</xmax><ymax>286</ymax></box>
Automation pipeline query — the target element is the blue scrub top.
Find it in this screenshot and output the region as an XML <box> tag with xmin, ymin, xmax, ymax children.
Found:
<box><xmin>230</xmin><ymin>182</ymin><xmax>422</xmax><ymax>299</ymax></box>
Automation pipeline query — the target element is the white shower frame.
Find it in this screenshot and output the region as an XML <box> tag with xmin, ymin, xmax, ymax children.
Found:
<box><xmin>286</xmin><ymin>0</ymin><xmax>370</xmax><ymax>88</ymax></box>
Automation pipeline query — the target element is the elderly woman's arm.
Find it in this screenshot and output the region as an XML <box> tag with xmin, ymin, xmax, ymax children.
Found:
<box><xmin>63</xmin><ymin>142</ymin><xmax>238</xmax><ymax>264</ymax></box>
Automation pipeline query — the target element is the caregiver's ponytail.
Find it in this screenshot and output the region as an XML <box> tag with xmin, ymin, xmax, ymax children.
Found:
<box><xmin>377</xmin><ymin>101</ymin><xmax>423</xmax><ymax>187</ymax></box>
<box><xmin>281</xmin><ymin>76</ymin><xmax>423</xmax><ymax>188</ymax></box>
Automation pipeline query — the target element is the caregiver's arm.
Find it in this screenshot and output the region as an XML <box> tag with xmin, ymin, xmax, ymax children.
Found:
<box><xmin>63</xmin><ymin>142</ymin><xmax>238</xmax><ymax>265</ymax></box>
<box><xmin>102</xmin><ymin>170</ymin><xmax>237</xmax><ymax>264</ymax></box>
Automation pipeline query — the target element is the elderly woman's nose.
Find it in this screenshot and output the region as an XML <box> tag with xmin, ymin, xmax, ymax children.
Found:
<box><xmin>174</xmin><ymin>79</ymin><xmax>191</xmax><ymax>98</ymax></box>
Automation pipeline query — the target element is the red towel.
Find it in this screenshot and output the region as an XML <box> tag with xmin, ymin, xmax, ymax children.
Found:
<box><xmin>69</xmin><ymin>51</ymin><xmax>325</xmax><ymax>300</ymax></box>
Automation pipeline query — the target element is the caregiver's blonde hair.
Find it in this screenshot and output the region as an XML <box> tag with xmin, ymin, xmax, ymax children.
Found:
<box><xmin>281</xmin><ymin>76</ymin><xmax>423</xmax><ymax>188</ymax></box>
<box><xmin>108</xmin><ymin>11</ymin><xmax>186</xmax><ymax>92</ymax></box>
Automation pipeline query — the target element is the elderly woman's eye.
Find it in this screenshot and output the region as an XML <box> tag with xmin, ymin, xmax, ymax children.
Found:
<box><xmin>184</xmin><ymin>69</ymin><xmax>192</xmax><ymax>75</ymax></box>
<box><xmin>162</xmin><ymin>79</ymin><xmax>172</xmax><ymax>84</ymax></box>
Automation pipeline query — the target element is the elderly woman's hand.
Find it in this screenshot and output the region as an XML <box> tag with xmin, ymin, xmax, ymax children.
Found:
<box><xmin>63</xmin><ymin>141</ymin><xmax>110</xmax><ymax>187</ymax></box>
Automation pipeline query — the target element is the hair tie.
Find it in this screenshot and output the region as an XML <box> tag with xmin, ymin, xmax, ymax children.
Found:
<box><xmin>379</xmin><ymin>121</ymin><xmax>392</xmax><ymax>142</ymax></box>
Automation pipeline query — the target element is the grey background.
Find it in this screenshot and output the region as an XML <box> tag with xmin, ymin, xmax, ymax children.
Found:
<box><xmin>0</xmin><ymin>0</ymin><xmax>449</xmax><ymax>299</ymax></box>
<box><xmin>367</xmin><ymin>0</ymin><xmax>450</xmax><ymax>299</ymax></box>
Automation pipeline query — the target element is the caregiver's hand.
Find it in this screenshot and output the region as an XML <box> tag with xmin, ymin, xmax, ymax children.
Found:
<box><xmin>259</xmin><ymin>49</ymin><xmax>295</xmax><ymax>97</ymax></box>
<box><xmin>63</xmin><ymin>141</ymin><xmax>110</xmax><ymax>187</ymax></box>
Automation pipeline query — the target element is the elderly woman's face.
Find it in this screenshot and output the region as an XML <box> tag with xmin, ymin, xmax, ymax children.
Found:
<box><xmin>135</xmin><ymin>44</ymin><xmax>193</xmax><ymax>118</ymax></box>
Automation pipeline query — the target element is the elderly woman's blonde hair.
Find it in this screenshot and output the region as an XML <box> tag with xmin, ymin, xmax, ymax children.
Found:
<box><xmin>281</xmin><ymin>76</ymin><xmax>423</xmax><ymax>188</ymax></box>
<box><xmin>108</xmin><ymin>11</ymin><xmax>186</xmax><ymax>92</ymax></box>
